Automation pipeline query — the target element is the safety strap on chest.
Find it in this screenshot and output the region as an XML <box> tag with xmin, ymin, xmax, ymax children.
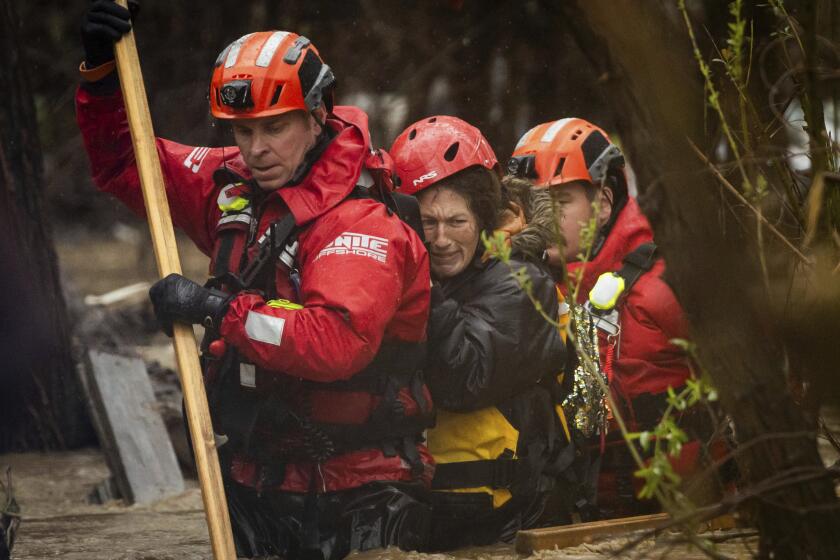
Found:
<box><xmin>239</xmin><ymin>213</ymin><xmax>298</xmax><ymax>292</ymax></box>
<box><xmin>586</xmin><ymin>242</ymin><xmax>658</xmax><ymax>334</ymax></box>
<box><xmin>211</xmin><ymin>185</ymin><xmax>423</xmax><ymax>297</ymax></box>
<box><xmin>616</xmin><ymin>242</ymin><xmax>658</xmax><ymax>293</ymax></box>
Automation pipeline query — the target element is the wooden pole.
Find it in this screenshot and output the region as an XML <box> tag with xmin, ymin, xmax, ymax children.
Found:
<box><xmin>111</xmin><ymin>3</ymin><xmax>236</xmax><ymax>557</ymax></box>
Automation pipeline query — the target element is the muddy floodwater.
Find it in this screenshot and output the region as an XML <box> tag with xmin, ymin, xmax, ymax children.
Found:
<box><xmin>2</xmin><ymin>449</ymin><xmax>764</xmax><ymax>560</ymax></box>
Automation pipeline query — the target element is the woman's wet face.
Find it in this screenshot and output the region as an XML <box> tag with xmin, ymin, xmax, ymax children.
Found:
<box><xmin>417</xmin><ymin>187</ymin><xmax>480</xmax><ymax>280</ymax></box>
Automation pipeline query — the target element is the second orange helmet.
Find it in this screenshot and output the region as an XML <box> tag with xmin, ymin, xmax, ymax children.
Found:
<box><xmin>508</xmin><ymin>118</ymin><xmax>624</xmax><ymax>189</ymax></box>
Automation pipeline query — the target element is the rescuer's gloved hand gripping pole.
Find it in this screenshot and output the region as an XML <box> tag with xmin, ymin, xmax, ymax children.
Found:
<box><xmin>149</xmin><ymin>274</ymin><xmax>231</xmax><ymax>337</ymax></box>
<box><xmin>106</xmin><ymin>1</ymin><xmax>237</xmax><ymax>557</ymax></box>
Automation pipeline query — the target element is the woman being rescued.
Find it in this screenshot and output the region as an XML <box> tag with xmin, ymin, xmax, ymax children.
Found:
<box><xmin>390</xmin><ymin>116</ymin><xmax>572</xmax><ymax>550</ymax></box>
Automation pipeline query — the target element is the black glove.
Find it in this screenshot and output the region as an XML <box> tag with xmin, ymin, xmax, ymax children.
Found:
<box><xmin>80</xmin><ymin>0</ymin><xmax>139</xmax><ymax>67</ymax></box>
<box><xmin>149</xmin><ymin>273</ymin><xmax>230</xmax><ymax>336</ymax></box>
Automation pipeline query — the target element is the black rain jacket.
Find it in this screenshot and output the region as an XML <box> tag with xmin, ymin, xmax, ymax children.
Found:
<box><xmin>426</xmin><ymin>252</ymin><xmax>566</xmax><ymax>412</ymax></box>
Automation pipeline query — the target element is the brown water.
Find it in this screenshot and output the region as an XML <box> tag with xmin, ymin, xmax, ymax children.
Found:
<box><xmin>2</xmin><ymin>449</ymin><xmax>762</xmax><ymax>560</ymax></box>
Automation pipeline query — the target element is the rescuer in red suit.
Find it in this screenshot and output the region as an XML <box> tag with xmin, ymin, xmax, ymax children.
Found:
<box><xmin>77</xmin><ymin>3</ymin><xmax>434</xmax><ymax>557</ymax></box>
<box><xmin>510</xmin><ymin>118</ymin><xmax>707</xmax><ymax>518</ymax></box>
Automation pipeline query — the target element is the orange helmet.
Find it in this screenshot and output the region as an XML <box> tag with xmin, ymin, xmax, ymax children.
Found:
<box><xmin>508</xmin><ymin>118</ymin><xmax>625</xmax><ymax>189</ymax></box>
<box><xmin>209</xmin><ymin>31</ymin><xmax>335</xmax><ymax>120</ymax></box>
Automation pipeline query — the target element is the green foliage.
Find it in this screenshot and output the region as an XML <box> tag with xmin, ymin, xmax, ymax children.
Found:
<box><xmin>481</xmin><ymin>230</ymin><xmax>557</xmax><ymax>328</ymax></box>
<box><xmin>576</xmin><ymin>210</ymin><xmax>600</xmax><ymax>263</ymax></box>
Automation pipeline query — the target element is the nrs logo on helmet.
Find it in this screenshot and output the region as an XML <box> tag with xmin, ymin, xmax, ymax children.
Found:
<box><xmin>412</xmin><ymin>171</ymin><xmax>438</xmax><ymax>187</ymax></box>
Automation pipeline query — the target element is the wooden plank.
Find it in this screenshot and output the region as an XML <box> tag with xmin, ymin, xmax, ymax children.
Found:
<box><xmin>516</xmin><ymin>513</ymin><xmax>671</xmax><ymax>553</ymax></box>
<box><xmin>83</xmin><ymin>350</ymin><xmax>184</xmax><ymax>504</ymax></box>
<box><xmin>516</xmin><ymin>512</ymin><xmax>740</xmax><ymax>554</ymax></box>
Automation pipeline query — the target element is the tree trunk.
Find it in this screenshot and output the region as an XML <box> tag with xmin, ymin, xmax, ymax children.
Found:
<box><xmin>565</xmin><ymin>1</ymin><xmax>840</xmax><ymax>558</ymax></box>
<box><xmin>0</xmin><ymin>0</ymin><xmax>93</xmax><ymax>451</ymax></box>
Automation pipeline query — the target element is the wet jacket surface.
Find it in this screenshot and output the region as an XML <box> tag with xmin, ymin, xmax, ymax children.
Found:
<box><xmin>566</xmin><ymin>197</ymin><xmax>690</xmax><ymax>410</ymax></box>
<box><xmin>76</xmin><ymin>87</ymin><xmax>433</xmax><ymax>493</ymax></box>
<box><xmin>426</xmin><ymin>254</ymin><xmax>565</xmax><ymax>411</ymax></box>
<box><xmin>424</xmin><ymin>244</ymin><xmax>567</xmax><ymax>535</ymax></box>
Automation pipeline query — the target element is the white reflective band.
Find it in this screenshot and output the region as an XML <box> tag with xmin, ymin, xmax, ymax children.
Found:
<box><xmin>225</xmin><ymin>33</ymin><xmax>254</xmax><ymax>68</ymax></box>
<box><xmin>218</xmin><ymin>213</ymin><xmax>252</xmax><ymax>226</ymax></box>
<box><xmin>514</xmin><ymin>125</ymin><xmax>538</xmax><ymax>149</ymax></box>
<box><xmin>245</xmin><ymin>311</ymin><xmax>286</xmax><ymax>346</ymax></box>
<box><xmin>256</xmin><ymin>31</ymin><xmax>290</xmax><ymax>67</ymax></box>
<box><xmin>239</xmin><ymin>363</ymin><xmax>256</xmax><ymax>388</ymax></box>
<box><xmin>357</xmin><ymin>168</ymin><xmax>374</xmax><ymax>188</ymax></box>
<box><xmin>541</xmin><ymin>118</ymin><xmax>575</xmax><ymax>143</ymax></box>
<box><xmin>278</xmin><ymin>240</ymin><xmax>299</xmax><ymax>268</ymax></box>
<box><xmin>215</xmin><ymin>45</ymin><xmax>231</xmax><ymax>67</ymax></box>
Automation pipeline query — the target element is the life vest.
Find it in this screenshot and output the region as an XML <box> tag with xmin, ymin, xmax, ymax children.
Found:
<box><xmin>427</xmin><ymin>383</ymin><xmax>573</xmax><ymax>510</ymax></box>
<box><xmin>201</xmin><ymin>154</ymin><xmax>434</xmax><ymax>485</ymax></box>
<box><xmin>585</xmin><ymin>242</ymin><xmax>658</xmax><ymax>427</ymax></box>
<box><xmin>425</xmin><ymin>274</ymin><xmax>574</xmax><ymax>511</ymax></box>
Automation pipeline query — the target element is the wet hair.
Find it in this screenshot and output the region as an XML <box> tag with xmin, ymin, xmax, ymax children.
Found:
<box><xmin>500</xmin><ymin>175</ymin><xmax>560</xmax><ymax>256</ymax></box>
<box><xmin>502</xmin><ymin>175</ymin><xmax>565</xmax><ymax>276</ymax></box>
<box><xmin>432</xmin><ymin>166</ymin><xmax>502</xmax><ymax>233</ymax></box>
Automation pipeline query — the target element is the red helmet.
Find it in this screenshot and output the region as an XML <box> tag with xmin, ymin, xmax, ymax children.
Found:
<box><xmin>508</xmin><ymin>118</ymin><xmax>625</xmax><ymax>189</ymax></box>
<box><xmin>209</xmin><ymin>31</ymin><xmax>335</xmax><ymax>120</ymax></box>
<box><xmin>390</xmin><ymin>116</ymin><xmax>500</xmax><ymax>195</ymax></box>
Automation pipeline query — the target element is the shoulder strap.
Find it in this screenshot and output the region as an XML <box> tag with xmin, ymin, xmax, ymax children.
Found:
<box><xmin>348</xmin><ymin>184</ymin><xmax>426</xmax><ymax>243</ymax></box>
<box><xmin>239</xmin><ymin>213</ymin><xmax>298</xmax><ymax>289</ymax></box>
<box><xmin>614</xmin><ymin>242</ymin><xmax>657</xmax><ymax>296</ymax></box>
<box><xmin>390</xmin><ymin>192</ymin><xmax>425</xmax><ymax>243</ymax></box>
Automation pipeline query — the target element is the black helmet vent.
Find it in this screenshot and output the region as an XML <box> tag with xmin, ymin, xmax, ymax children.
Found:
<box><xmin>443</xmin><ymin>142</ymin><xmax>460</xmax><ymax>161</ymax></box>
<box><xmin>270</xmin><ymin>84</ymin><xmax>284</xmax><ymax>106</ymax></box>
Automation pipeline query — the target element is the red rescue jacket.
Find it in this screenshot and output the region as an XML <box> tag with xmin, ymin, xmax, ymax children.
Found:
<box><xmin>565</xmin><ymin>198</ymin><xmax>691</xmax><ymax>408</ymax></box>
<box><xmin>76</xmin><ymin>87</ymin><xmax>433</xmax><ymax>492</ymax></box>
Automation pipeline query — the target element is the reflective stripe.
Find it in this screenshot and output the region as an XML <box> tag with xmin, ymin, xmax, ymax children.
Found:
<box><xmin>278</xmin><ymin>240</ymin><xmax>299</xmax><ymax>268</ymax></box>
<box><xmin>245</xmin><ymin>311</ymin><xmax>286</xmax><ymax>346</ymax></box>
<box><xmin>214</xmin><ymin>45</ymin><xmax>231</xmax><ymax>67</ymax></box>
<box><xmin>357</xmin><ymin>168</ymin><xmax>374</xmax><ymax>188</ymax></box>
<box><xmin>540</xmin><ymin>118</ymin><xmax>574</xmax><ymax>143</ymax></box>
<box><xmin>218</xmin><ymin>212</ymin><xmax>252</xmax><ymax>226</ymax></box>
<box><xmin>256</xmin><ymin>31</ymin><xmax>290</xmax><ymax>67</ymax></box>
<box><xmin>514</xmin><ymin>125</ymin><xmax>538</xmax><ymax>150</ymax></box>
<box><xmin>224</xmin><ymin>34</ymin><xmax>254</xmax><ymax>68</ymax></box>
<box><xmin>239</xmin><ymin>363</ymin><xmax>256</xmax><ymax>388</ymax></box>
